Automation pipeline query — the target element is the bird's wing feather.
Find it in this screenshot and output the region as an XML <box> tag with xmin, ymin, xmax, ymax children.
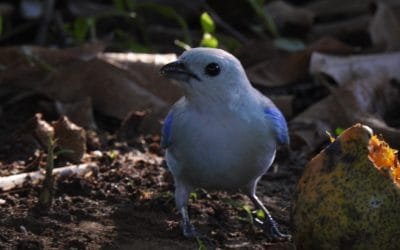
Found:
<box><xmin>253</xmin><ymin>89</ymin><xmax>289</xmax><ymax>145</ymax></box>
<box><xmin>263</xmin><ymin>106</ymin><xmax>289</xmax><ymax>145</ymax></box>
<box><xmin>263</xmin><ymin>98</ymin><xmax>289</xmax><ymax>144</ymax></box>
<box><xmin>161</xmin><ymin>111</ymin><xmax>174</xmax><ymax>148</ymax></box>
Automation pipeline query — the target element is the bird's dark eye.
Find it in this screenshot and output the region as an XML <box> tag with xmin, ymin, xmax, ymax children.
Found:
<box><xmin>205</xmin><ymin>62</ymin><xmax>220</xmax><ymax>76</ymax></box>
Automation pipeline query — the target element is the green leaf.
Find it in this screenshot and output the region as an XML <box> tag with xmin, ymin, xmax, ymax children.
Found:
<box><xmin>73</xmin><ymin>18</ymin><xmax>90</xmax><ymax>42</ymax></box>
<box><xmin>255</xmin><ymin>209</ymin><xmax>265</xmax><ymax>220</ymax></box>
<box><xmin>335</xmin><ymin>127</ymin><xmax>345</xmax><ymax>136</ymax></box>
<box><xmin>242</xmin><ymin>204</ymin><xmax>252</xmax><ymax>214</ymax></box>
<box><xmin>200</xmin><ymin>12</ymin><xmax>215</xmax><ymax>33</ymax></box>
<box><xmin>196</xmin><ymin>237</ymin><xmax>207</xmax><ymax>250</ymax></box>
<box><xmin>189</xmin><ymin>191</ymin><xmax>198</xmax><ymax>201</ymax></box>
<box><xmin>241</xmin><ymin>204</ymin><xmax>255</xmax><ymax>226</ymax></box>
<box><xmin>200</xmin><ymin>32</ymin><xmax>218</xmax><ymax>48</ymax></box>
<box><xmin>107</xmin><ymin>150</ymin><xmax>119</xmax><ymax>160</ymax></box>
<box><xmin>72</xmin><ymin>17</ymin><xmax>96</xmax><ymax>43</ymax></box>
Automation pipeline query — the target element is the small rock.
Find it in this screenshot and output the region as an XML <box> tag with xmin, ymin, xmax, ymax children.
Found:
<box><xmin>91</xmin><ymin>150</ymin><xmax>103</xmax><ymax>159</ymax></box>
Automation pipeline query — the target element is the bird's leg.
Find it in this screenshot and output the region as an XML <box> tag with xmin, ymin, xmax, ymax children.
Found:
<box><xmin>246</xmin><ymin>183</ymin><xmax>291</xmax><ymax>240</ymax></box>
<box><xmin>174</xmin><ymin>180</ymin><xmax>199</xmax><ymax>238</ymax></box>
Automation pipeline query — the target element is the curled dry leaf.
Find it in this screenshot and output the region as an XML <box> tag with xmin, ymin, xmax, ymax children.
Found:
<box><xmin>368</xmin><ymin>135</ymin><xmax>400</xmax><ymax>185</ymax></box>
<box><xmin>19</xmin><ymin>113</ymin><xmax>54</xmax><ymax>150</ymax></box>
<box><xmin>305</xmin><ymin>0</ymin><xmax>374</xmax><ymax>18</ymax></box>
<box><xmin>53</xmin><ymin>116</ymin><xmax>86</xmax><ymax>163</ymax></box>
<box><xmin>0</xmin><ymin>44</ymin><xmax>104</xmax><ymax>86</ymax></box>
<box><xmin>97</xmin><ymin>52</ymin><xmax>181</xmax><ymax>104</ymax></box>
<box><xmin>310</xmin><ymin>51</ymin><xmax>400</xmax><ymax>85</ymax></box>
<box><xmin>0</xmin><ymin>46</ymin><xmax>181</xmax><ymax>132</ymax></box>
<box><xmin>306</xmin><ymin>0</ymin><xmax>400</xmax><ymax>44</ymax></box>
<box><xmin>241</xmin><ymin>37</ymin><xmax>354</xmax><ymax>87</ymax></box>
<box><xmin>31</xmin><ymin>113</ymin><xmax>54</xmax><ymax>148</ymax></box>
<box><xmin>55</xmin><ymin>97</ymin><xmax>97</xmax><ymax>129</ymax></box>
<box><xmin>368</xmin><ymin>1</ymin><xmax>400</xmax><ymax>51</ymax></box>
<box><xmin>294</xmin><ymin>51</ymin><xmax>400</xmax><ymax>151</ymax></box>
<box><xmin>290</xmin><ymin>75</ymin><xmax>400</xmax><ymax>150</ymax></box>
<box><xmin>43</xmin><ymin>58</ymin><xmax>169</xmax><ymax>120</ymax></box>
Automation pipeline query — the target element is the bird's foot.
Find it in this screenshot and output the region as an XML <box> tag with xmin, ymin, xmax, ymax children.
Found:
<box><xmin>254</xmin><ymin>218</ymin><xmax>291</xmax><ymax>241</ymax></box>
<box><xmin>182</xmin><ymin>222</ymin><xmax>202</xmax><ymax>238</ymax></box>
<box><xmin>269</xmin><ymin>223</ymin><xmax>291</xmax><ymax>241</ymax></box>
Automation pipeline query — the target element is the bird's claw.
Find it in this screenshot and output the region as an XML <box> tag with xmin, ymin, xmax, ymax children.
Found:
<box><xmin>182</xmin><ymin>222</ymin><xmax>202</xmax><ymax>238</ymax></box>
<box><xmin>270</xmin><ymin>224</ymin><xmax>292</xmax><ymax>241</ymax></box>
<box><xmin>254</xmin><ymin>217</ymin><xmax>291</xmax><ymax>241</ymax></box>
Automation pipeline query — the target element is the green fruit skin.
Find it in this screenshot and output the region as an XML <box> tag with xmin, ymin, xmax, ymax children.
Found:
<box><xmin>292</xmin><ymin>125</ymin><xmax>400</xmax><ymax>250</ymax></box>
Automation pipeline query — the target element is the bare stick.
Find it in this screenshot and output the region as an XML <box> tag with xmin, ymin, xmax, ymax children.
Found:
<box><xmin>0</xmin><ymin>163</ymin><xmax>98</xmax><ymax>192</ymax></box>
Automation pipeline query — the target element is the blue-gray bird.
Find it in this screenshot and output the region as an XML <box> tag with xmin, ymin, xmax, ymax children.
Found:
<box><xmin>160</xmin><ymin>48</ymin><xmax>290</xmax><ymax>239</ymax></box>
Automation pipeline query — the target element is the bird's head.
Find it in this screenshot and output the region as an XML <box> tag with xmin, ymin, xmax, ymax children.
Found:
<box><xmin>160</xmin><ymin>48</ymin><xmax>251</xmax><ymax>103</ymax></box>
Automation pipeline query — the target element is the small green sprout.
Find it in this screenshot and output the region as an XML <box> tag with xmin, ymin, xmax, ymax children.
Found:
<box><xmin>72</xmin><ymin>17</ymin><xmax>96</xmax><ymax>43</ymax></box>
<box><xmin>335</xmin><ymin>127</ymin><xmax>345</xmax><ymax>136</ymax></box>
<box><xmin>255</xmin><ymin>209</ymin><xmax>265</xmax><ymax>220</ymax></box>
<box><xmin>189</xmin><ymin>191</ymin><xmax>198</xmax><ymax>201</ymax></box>
<box><xmin>200</xmin><ymin>12</ymin><xmax>218</xmax><ymax>48</ymax></box>
<box><xmin>200</xmin><ymin>12</ymin><xmax>215</xmax><ymax>33</ymax></box>
<box><xmin>196</xmin><ymin>237</ymin><xmax>207</xmax><ymax>250</ymax></box>
<box><xmin>38</xmin><ymin>137</ymin><xmax>72</xmax><ymax>210</ymax></box>
<box><xmin>106</xmin><ymin>150</ymin><xmax>119</xmax><ymax>160</ymax></box>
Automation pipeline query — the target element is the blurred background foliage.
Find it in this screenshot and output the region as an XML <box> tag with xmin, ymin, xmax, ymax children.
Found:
<box><xmin>0</xmin><ymin>0</ymin><xmax>305</xmax><ymax>52</ymax></box>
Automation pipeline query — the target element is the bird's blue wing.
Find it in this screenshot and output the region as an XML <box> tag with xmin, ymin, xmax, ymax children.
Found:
<box><xmin>161</xmin><ymin>111</ymin><xmax>174</xmax><ymax>148</ymax></box>
<box><xmin>263</xmin><ymin>107</ymin><xmax>289</xmax><ymax>145</ymax></box>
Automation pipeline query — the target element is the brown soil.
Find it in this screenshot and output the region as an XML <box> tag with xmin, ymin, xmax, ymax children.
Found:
<box><xmin>0</xmin><ymin>95</ymin><xmax>305</xmax><ymax>249</ymax></box>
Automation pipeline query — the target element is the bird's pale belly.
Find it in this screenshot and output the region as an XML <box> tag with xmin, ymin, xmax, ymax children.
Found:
<box><xmin>167</xmin><ymin>118</ymin><xmax>276</xmax><ymax>190</ymax></box>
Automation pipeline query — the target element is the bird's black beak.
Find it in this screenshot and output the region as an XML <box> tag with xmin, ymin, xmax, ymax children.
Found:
<box><xmin>160</xmin><ymin>61</ymin><xmax>201</xmax><ymax>82</ymax></box>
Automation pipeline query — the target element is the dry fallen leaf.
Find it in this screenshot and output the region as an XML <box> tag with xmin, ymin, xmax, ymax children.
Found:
<box><xmin>368</xmin><ymin>1</ymin><xmax>400</xmax><ymax>51</ymax></box>
<box><xmin>0</xmin><ymin>46</ymin><xmax>181</xmax><ymax>133</ymax></box>
<box><xmin>290</xmin><ymin>75</ymin><xmax>400</xmax><ymax>151</ymax></box>
<box><xmin>310</xmin><ymin>51</ymin><xmax>400</xmax><ymax>86</ymax></box>
<box><xmin>368</xmin><ymin>135</ymin><xmax>400</xmax><ymax>185</ymax></box>
<box><xmin>239</xmin><ymin>37</ymin><xmax>354</xmax><ymax>87</ymax></box>
<box><xmin>294</xmin><ymin>50</ymin><xmax>400</xmax><ymax>151</ymax></box>
<box><xmin>53</xmin><ymin>116</ymin><xmax>86</xmax><ymax>163</ymax></box>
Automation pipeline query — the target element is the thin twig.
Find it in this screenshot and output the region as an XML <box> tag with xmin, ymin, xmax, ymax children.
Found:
<box><xmin>0</xmin><ymin>163</ymin><xmax>98</xmax><ymax>192</ymax></box>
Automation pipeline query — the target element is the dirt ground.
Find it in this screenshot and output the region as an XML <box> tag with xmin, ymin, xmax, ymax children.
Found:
<box><xmin>2</xmin><ymin>0</ymin><xmax>400</xmax><ymax>249</ymax></box>
<box><xmin>0</xmin><ymin>95</ymin><xmax>306</xmax><ymax>249</ymax></box>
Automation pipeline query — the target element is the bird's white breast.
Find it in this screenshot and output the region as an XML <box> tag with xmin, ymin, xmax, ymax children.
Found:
<box><xmin>166</xmin><ymin>104</ymin><xmax>276</xmax><ymax>190</ymax></box>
